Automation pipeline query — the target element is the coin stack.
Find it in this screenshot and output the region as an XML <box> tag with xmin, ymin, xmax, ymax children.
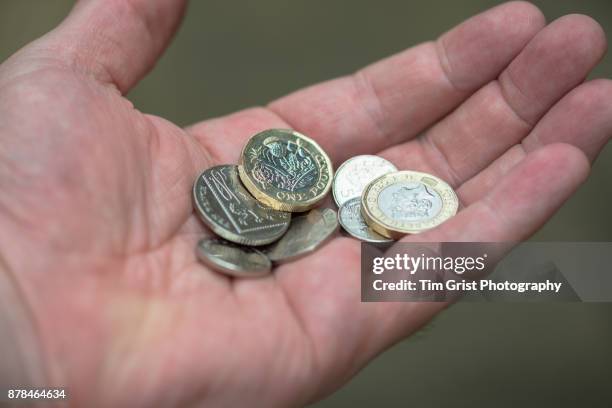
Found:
<box><xmin>193</xmin><ymin>129</ymin><xmax>459</xmax><ymax>278</ymax></box>
<box><xmin>193</xmin><ymin>129</ymin><xmax>339</xmax><ymax>278</ymax></box>
<box><xmin>333</xmin><ymin>156</ymin><xmax>459</xmax><ymax>241</ymax></box>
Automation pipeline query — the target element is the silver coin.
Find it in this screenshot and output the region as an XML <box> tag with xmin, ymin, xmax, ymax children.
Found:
<box><xmin>338</xmin><ymin>197</ymin><xmax>393</xmax><ymax>243</ymax></box>
<box><xmin>264</xmin><ymin>208</ymin><xmax>338</xmax><ymax>263</ymax></box>
<box><xmin>193</xmin><ymin>165</ymin><xmax>291</xmax><ymax>245</ymax></box>
<box><xmin>332</xmin><ymin>155</ymin><xmax>397</xmax><ymax>207</ymax></box>
<box><xmin>196</xmin><ymin>238</ymin><xmax>272</xmax><ymax>278</ymax></box>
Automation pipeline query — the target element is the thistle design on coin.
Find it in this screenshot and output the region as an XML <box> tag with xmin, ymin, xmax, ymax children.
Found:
<box><xmin>239</xmin><ymin>129</ymin><xmax>333</xmax><ymax>212</ymax></box>
<box><xmin>338</xmin><ymin>197</ymin><xmax>392</xmax><ymax>243</ymax></box>
<box><xmin>361</xmin><ymin>170</ymin><xmax>458</xmax><ymax>238</ymax></box>
<box><xmin>193</xmin><ymin>165</ymin><xmax>290</xmax><ymax>245</ymax></box>
<box><xmin>332</xmin><ymin>155</ymin><xmax>397</xmax><ymax>207</ymax></box>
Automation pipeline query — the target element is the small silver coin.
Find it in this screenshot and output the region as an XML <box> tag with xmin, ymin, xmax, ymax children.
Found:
<box><xmin>264</xmin><ymin>208</ymin><xmax>339</xmax><ymax>263</ymax></box>
<box><xmin>338</xmin><ymin>197</ymin><xmax>393</xmax><ymax>243</ymax></box>
<box><xmin>193</xmin><ymin>165</ymin><xmax>291</xmax><ymax>245</ymax></box>
<box><xmin>332</xmin><ymin>155</ymin><xmax>397</xmax><ymax>207</ymax></box>
<box><xmin>196</xmin><ymin>238</ymin><xmax>272</xmax><ymax>278</ymax></box>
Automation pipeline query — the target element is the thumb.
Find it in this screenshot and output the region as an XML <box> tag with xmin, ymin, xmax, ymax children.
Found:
<box><xmin>25</xmin><ymin>0</ymin><xmax>188</xmax><ymax>93</ymax></box>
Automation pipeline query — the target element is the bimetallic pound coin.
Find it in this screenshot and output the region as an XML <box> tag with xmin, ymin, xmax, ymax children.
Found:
<box><xmin>332</xmin><ymin>155</ymin><xmax>397</xmax><ymax>207</ymax></box>
<box><xmin>361</xmin><ymin>170</ymin><xmax>458</xmax><ymax>239</ymax></box>
<box><xmin>196</xmin><ymin>238</ymin><xmax>272</xmax><ymax>278</ymax></box>
<box><xmin>193</xmin><ymin>165</ymin><xmax>291</xmax><ymax>245</ymax></box>
<box><xmin>338</xmin><ymin>197</ymin><xmax>393</xmax><ymax>243</ymax></box>
<box><xmin>238</xmin><ymin>129</ymin><xmax>333</xmax><ymax>212</ymax></box>
<box><xmin>264</xmin><ymin>208</ymin><xmax>338</xmax><ymax>263</ymax></box>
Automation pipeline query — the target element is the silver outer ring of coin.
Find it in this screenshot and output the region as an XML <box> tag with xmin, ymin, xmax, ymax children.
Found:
<box><xmin>264</xmin><ymin>208</ymin><xmax>339</xmax><ymax>263</ymax></box>
<box><xmin>332</xmin><ymin>155</ymin><xmax>397</xmax><ymax>207</ymax></box>
<box><xmin>338</xmin><ymin>197</ymin><xmax>393</xmax><ymax>243</ymax></box>
<box><xmin>193</xmin><ymin>165</ymin><xmax>291</xmax><ymax>246</ymax></box>
<box><xmin>196</xmin><ymin>238</ymin><xmax>272</xmax><ymax>278</ymax></box>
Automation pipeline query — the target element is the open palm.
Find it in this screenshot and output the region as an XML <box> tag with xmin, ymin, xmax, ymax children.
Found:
<box><xmin>1</xmin><ymin>1</ymin><xmax>610</xmax><ymax>406</ymax></box>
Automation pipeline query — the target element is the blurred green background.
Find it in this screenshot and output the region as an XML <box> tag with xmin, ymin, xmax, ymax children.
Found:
<box><xmin>1</xmin><ymin>1</ymin><xmax>611</xmax><ymax>406</ymax></box>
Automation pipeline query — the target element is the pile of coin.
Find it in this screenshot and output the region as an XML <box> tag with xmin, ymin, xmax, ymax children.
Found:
<box><xmin>334</xmin><ymin>156</ymin><xmax>459</xmax><ymax>241</ymax></box>
<box><xmin>193</xmin><ymin>129</ymin><xmax>338</xmax><ymax>278</ymax></box>
<box><xmin>193</xmin><ymin>129</ymin><xmax>459</xmax><ymax>278</ymax></box>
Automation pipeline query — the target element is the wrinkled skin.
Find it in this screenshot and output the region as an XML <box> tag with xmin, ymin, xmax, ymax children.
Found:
<box><xmin>0</xmin><ymin>1</ymin><xmax>610</xmax><ymax>406</ymax></box>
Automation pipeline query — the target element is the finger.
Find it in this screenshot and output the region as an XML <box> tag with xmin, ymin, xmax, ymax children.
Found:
<box><xmin>523</xmin><ymin>79</ymin><xmax>612</xmax><ymax>162</ymax></box>
<box><xmin>267</xmin><ymin>1</ymin><xmax>545</xmax><ymax>164</ymax></box>
<box><xmin>421</xmin><ymin>143</ymin><xmax>590</xmax><ymax>242</ymax></box>
<box><xmin>382</xmin><ymin>14</ymin><xmax>607</xmax><ymax>186</ymax></box>
<box><xmin>460</xmin><ymin>79</ymin><xmax>612</xmax><ymax>204</ymax></box>
<box><xmin>40</xmin><ymin>0</ymin><xmax>187</xmax><ymax>93</ymax></box>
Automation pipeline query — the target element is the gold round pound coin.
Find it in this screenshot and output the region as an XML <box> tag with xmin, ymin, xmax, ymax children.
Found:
<box><xmin>361</xmin><ymin>170</ymin><xmax>459</xmax><ymax>239</ymax></box>
<box><xmin>238</xmin><ymin>129</ymin><xmax>333</xmax><ymax>212</ymax></box>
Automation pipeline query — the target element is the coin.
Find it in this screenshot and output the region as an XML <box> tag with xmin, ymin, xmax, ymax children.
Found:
<box><xmin>238</xmin><ymin>129</ymin><xmax>333</xmax><ymax>212</ymax></box>
<box><xmin>264</xmin><ymin>208</ymin><xmax>338</xmax><ymax>263</ymax></box>
<box><xmin>338</xmin><ymin>197</ymin><xmax>393</xmax><ymax>243</ymax></box>
<box><xmin>193</xmin><ymin>165</ymin><xmax>291</xmax><ymax>245</ymax></box>
<box><xmin>361</xmin><ymin>170</ymin><xmax>459</xmax><ymax>239</ymax></box>
<box><xmin>196</xmin><ymin>238</ymin><xmax>272</xmax><ymax>278</ymax></box>
<box><xmin>332</xmin><ymin>155</ymin><xmax>397</xmax><ymax>207</ymax></box>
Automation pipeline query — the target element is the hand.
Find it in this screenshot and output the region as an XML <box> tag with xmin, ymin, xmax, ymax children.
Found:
<box><xmin>0</xmin><ymin>1</ymin><xmax>609</xmax><ymax>406</ymax></box>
